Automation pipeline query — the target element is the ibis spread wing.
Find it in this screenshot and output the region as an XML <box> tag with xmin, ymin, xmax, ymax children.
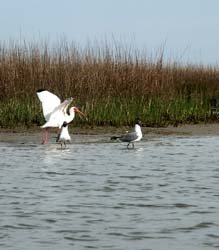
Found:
<box><xmin>52</xmin><ymin>98</ymin><xmax>73</xmax><ymax>114</ymax></box>
<box><xmin>36</xmin><ymin>90</ymin><xmax>61</xmax><ymax>121</ymax></box>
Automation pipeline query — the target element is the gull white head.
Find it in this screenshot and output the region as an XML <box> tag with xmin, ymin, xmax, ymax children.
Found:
<box><xmin>134</xmin><ymin>120</ymin><xmax>143</xmax><ymax>141</ymax></box>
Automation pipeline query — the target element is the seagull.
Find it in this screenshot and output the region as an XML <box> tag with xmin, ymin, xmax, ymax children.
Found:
<box><xmin>36</xmin><ymin>89</ymin><xmax>86</xmax><ymax>144</ymax></box>
<box><xmin>111</xmin><ymin>121</ymin><xmax>143</xmax><ymax>148</ymax></box>
<box><xmin>56</xmin><ymin>121</ymin><xmax>71</xmax><ymax>149</ymax></box>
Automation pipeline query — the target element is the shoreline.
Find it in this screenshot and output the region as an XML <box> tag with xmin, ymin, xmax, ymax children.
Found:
<box><xmin>1</xmin><ymin>123</ymin><xmax>219</xmax><ymax>135</ymax></box>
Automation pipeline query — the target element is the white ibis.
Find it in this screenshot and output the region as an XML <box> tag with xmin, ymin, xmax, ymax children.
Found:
<box><xmin>56</xmin><ymin>121</ymin><xmax>71</xmax><ymax>149</ymax></box>
<box><xmin>36</xmin><ymin>89</ymin><xmax>86</xmax><ymax>144</ymax></box>
<box><xmin>111</xmin><ymin>121</ymin><xmax>143</xmax><ymax>148</ymax></box>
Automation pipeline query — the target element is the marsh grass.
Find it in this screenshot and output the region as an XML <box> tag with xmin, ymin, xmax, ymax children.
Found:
<box><xmin>0</xmin><ymin>40</ymin><xmax>219</xmax><ymax>128</ymax></box>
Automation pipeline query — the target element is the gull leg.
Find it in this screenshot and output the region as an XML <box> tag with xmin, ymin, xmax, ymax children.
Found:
<box><xmin>132</xmin><ymin>142</ymin><xmax>135</xmax><ymax>148</ymax></box>
<box><xmin>56</xmin><ymin>129</ymin><xmax>61</xmax><ymax>142</ymax></box>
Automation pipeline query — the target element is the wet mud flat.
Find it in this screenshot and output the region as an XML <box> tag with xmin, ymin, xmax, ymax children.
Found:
<box><xmin>1</xmin><ymin>123</ymin><xmax>219</xmax><ymax>144</ymax></box>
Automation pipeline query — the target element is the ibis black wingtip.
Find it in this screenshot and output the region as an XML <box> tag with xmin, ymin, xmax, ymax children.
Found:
<box><xmin>37</xmin><ymin>89</ymin><xmax>46</xmax><ymax>93</ymax></box>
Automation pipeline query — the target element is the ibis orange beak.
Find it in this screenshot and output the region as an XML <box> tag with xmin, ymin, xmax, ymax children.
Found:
<box><xmin>74</xmin><ymin>107</ymin><xmax>88</xmax><ymax>120</ymax></box>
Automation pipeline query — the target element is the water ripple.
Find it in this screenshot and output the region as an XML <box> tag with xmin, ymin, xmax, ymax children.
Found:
<box><xmin>0</xmin><ymin>136</ymin><xmax>219</xmax><ymax>250</ymax></box>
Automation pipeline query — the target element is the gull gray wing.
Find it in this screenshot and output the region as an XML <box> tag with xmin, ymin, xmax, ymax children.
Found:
<box><xmin>120</xmin><ymin>132</ymin><xmax>138</xmax><ymax>142</ymax></box>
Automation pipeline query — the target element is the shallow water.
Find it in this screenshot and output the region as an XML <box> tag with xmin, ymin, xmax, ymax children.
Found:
<box><xmin>0</xmin><ymin>134</ymin><xmax>219</xmax><ymax>250</ymax></box>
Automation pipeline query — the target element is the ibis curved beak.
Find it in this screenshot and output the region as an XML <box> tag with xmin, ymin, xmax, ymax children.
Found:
<box><xmin>75</xmin><ymin>108</ymin><xmax>88</xmax><ymax>121</ymax></box>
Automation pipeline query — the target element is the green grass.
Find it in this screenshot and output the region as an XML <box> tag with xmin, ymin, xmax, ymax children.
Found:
<box><xmin>0</xmin><ymin>95</ymin><xmax>211</xmax><ymax>129</ymax></box>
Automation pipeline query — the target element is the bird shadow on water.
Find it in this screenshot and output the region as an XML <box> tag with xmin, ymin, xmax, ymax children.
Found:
<box><xmin>56</xmin><ymin>147</ymin><xmax>71</xmax><ymax>152</ymax></box>
<box><xmin>117</xmin><ymin>145</ymin><xmax>145</xmax><ymax>152</ymax></box>
<box><xmin>43</xmin><ymin>144</ymin><xmax>72</xmax><ymax>152</ymax></box>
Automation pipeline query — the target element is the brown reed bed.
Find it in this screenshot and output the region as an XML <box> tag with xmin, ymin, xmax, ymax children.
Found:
<box><xmin>0</xmin><ymin>40</ymin><xmax>219</xmax><ymax>128</ymax></box>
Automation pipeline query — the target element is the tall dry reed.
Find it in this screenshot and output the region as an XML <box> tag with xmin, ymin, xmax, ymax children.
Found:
<box><xmin>0</xmin><ymin>40</ymin><xmax>219</xmax><ymax>128</ymax></box>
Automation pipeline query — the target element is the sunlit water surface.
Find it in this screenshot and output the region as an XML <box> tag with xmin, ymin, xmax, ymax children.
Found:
<box><xmin>0</xmin><ymin>134</ymin><xmax>219</xmax><ymax>250</ymax></box>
